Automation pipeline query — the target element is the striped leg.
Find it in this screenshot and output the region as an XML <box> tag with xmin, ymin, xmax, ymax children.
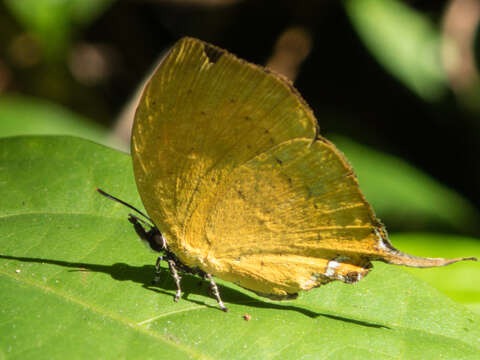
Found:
<box><xmin>167</xmin><ymin>259</ymin><xmax>182</xmax><ymax>302</ymax></box>
<box><xmin>153</xmin><ymin>256</ymin><xmax>163</xmax><ymax>283</ymax></box>
<box><xmin>205</xmin><ymin>274</ymin><xmax>228</xmax><ymax>312</ymax></box>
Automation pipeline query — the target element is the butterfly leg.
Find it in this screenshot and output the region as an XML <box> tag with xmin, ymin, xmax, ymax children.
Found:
<box><xmin>153</xmin><ymin>256</ymin><xmax>163</xmax><ymax>283</ymax></box>
<box><xmin>205</xmin><ymin>274</ymin><xmax>229</xmax><ymax>312</ymax></box>
<box><xmin>167</xmin><ymin>259</ymin><xmax>182</xmax><ymax>302</ymax></box>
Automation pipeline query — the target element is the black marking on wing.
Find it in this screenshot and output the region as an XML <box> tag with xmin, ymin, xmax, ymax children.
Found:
<box><xmin>203</xmin><ymin>44</ymin><xmax>224</xmax><ymax>64</ymax></box>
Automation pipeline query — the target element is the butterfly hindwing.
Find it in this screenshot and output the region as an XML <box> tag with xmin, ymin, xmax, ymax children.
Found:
<box><xmin>184</xmin><ymin>138</ymin><xmax>380</xmax><ymax>296</ymax></box>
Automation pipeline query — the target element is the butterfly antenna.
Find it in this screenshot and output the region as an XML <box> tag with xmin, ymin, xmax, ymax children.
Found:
<box><xmin>96</xmin><ymin>188</ymin><xmax>154</xmax><ymax>226</ymax></box>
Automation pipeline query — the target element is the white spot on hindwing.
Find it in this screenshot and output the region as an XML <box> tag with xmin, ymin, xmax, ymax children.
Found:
<box><xmin>375</xmin><ymin>229</ymin><xmax>390</xmax><ymax>252</ymax></box>
<box><xmin>324</xmin><ymin>260</ymin><xmax>340</xmax><ymax>277</ymax></box>
<box><xmin>324</xmin><ymin>256</ymin><xmax>350</xmax><ymax>281</ymax></box>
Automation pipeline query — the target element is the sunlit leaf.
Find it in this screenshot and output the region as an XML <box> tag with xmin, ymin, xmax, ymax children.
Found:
<box><xmin>391</xmin><ymin>233</ymin><xmax>480</xmax><ymax>312</ymax></box>
<box><xmin>0</xmin><ymin>136</ymin><xmax>479</xmax><ymax>359</ymax></box>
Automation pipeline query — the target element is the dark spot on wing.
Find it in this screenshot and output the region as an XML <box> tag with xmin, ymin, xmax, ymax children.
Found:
<box><xmin>237</xmin><ymin>189</ymin><xmax>246</xmax><ymax>200</ymax></box>
<box><xmin>203</xmin><ymin>44</ymin><xmax>223</xmax><ymax>64</ymax></box>
<box><xmin>345</xmin><ymin>272</ymin><xmax>359</xmax><ymax>284</ymax></box>
<box><xmin>275</xmin><ymin>157</ymin><xmax>283</xmax><ymax>165</ymax></box>
<box><xmin>305</xmin><ymin>186</ymin><xmax>312</xmax><ymax>199</ymax></box>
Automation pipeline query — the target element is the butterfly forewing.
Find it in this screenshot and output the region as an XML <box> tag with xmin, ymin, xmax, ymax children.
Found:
<box><xmin>132</xmin><ymin>38</ymin><xmax>317</xmax><ymax>259</ymax></box>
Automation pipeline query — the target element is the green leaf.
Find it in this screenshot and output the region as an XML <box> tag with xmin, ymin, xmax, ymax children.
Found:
<box><xmin>331</xmin><ymin>135</ymin><xmax>480</xmax><ymax>234</ymax></box>
<box><xmin>1</xmin><ymin>136</ymin><xmax>479</xmax><ymax>359</ymax></box>
<box><xmin>344</xmin><ymin>0</ymin><xmax>447</xmax><ymax>101</ymax></box>
<box><xmin>0</xmin><ymin>95</ymin><xmax>123</xmax><ymax>150</ymax></box>
<box><xmin>390</xmin><ymin>233</ymin><xmax>480</xmax><ymax>311</ymax></box>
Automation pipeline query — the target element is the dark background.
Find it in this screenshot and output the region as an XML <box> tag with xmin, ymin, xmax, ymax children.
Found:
<box><xmin>1</xmin><ymin>0</ymin><xmax>479</xmax><ymax>234</ymax></box>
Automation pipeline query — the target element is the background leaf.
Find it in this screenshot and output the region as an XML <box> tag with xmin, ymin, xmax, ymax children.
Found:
<box><xmin>0</xmin><ymin>95</ymin><xmax>122</xmax><ymax>149</ymax></box>
<box><xmin>332</xmin><ymin>135</ymin><xmax>480</xmax><ymax>235</ymax></box>
<box><xmin>344</xmin><ymin>0</ymin><xmax>447</xmax><ymax>101</ymax></box>
<box><xmin>0</xmin><ymin>136</ymin><xmax>479</xmax><ymax>359</ymax></box>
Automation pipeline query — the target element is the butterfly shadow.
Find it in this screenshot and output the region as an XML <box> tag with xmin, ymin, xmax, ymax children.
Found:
<box><xmin>0</xmin><ymin>254</ymin><xmax>389</xmax><ymax>329</ymax></box>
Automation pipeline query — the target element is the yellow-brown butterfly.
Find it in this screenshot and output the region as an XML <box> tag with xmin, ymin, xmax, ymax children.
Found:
<box><xmin>99</xmin><ymin>37</ymin><xmax>476</xmax><ymax>311</ymax></box>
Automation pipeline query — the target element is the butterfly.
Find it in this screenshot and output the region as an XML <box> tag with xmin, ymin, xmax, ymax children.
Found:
<box><xmin>99</xmin><ymin>37</ymin><xmax>476</xmax><ymax>311</ymax></box>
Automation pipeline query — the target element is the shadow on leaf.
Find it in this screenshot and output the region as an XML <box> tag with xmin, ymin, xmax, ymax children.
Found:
<box><xmin>0</xmin><ymin>254</ymin><xmax>389</xmax><ymax>329</ymax></box>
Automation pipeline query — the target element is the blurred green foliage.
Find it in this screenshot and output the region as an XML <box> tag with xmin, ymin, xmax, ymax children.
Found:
<box><xmin>332</xmin><ymin>135</ymin><xmax>480</xmax><ymax>234</ymax></box>
<box><xmin>0</xmin><ymin>95</ymin><xmax>106</xmax><ymax>139</ymax></box>
<box><xmin>345</xmin><ymin>0</ymin><xmax>447</xmax><ymax>101</ymax></box>
<box><xmin>4</xmin><ymin>0</ymin><xmax>115</xmax><ymax>59</ymax></box>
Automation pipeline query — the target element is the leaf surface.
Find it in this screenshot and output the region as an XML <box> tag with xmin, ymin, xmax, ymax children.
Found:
<box><xmin>0</xmin><ymin>136</ymin><xmax>479</xmax><ymax>359</ymax></box>
<box><xmin>391</xmin><ymin>233</ymin><xmax>480</xmax><ymax>311</ymax></box>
